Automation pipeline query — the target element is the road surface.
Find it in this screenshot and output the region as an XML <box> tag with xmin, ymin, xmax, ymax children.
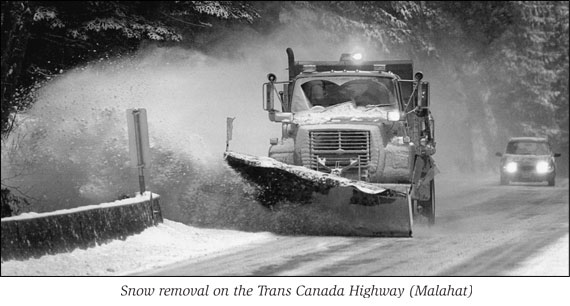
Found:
<box><xmin>136</xmin><ymin>174</ymin><xmax>569</xmax><ymax>276</ymax></box>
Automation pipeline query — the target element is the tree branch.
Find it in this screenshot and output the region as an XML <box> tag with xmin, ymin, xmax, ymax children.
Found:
<box><xmin>161</xmin><ymin>12</ymin><xmax>212</xmax><ymax>28</ymax></box>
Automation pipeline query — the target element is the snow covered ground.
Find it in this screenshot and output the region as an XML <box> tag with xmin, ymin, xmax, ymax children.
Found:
<box><xmin>1</xmin><ymin>199</ymin><xmax>567</xmax><ymax>276</ymax></box>
<box><xmin>506</xmin><ymin>233</ymin><xmax>569</xmax><ymax>276</ymax></box>
<box><xmin>0</xmin><ymin>219</ymin><xmax>277</xmax><ymax>276</ymax></box>
<box><xmin>2</xmin><ymin>217</ymin><xmax>567</xmax><ymax>276</ymax></box>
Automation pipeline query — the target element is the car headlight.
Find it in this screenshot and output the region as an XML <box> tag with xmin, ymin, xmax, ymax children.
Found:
<box><xmin>536</xmin><ymin>161</ymin><xmax>550</xmax><ymax>174</ymax></box>
<box><xmin>505</xmin><ymin>162</ymin><xmax>517</xmax><ymax>173</ymax></box>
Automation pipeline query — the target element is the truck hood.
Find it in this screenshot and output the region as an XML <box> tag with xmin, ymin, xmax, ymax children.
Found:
<box><xmin>292</xmin><ymin>101</ymin><xmax>393</xmax><ymax>125</ymax></box>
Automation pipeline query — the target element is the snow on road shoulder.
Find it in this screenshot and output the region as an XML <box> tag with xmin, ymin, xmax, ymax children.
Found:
<box><xmin>0</xmin><ymin>219</ymin><xmax>277</xmax><ymax>276</ymax></box>
<box><xmin>505</xmin><ymin>233</ymin><xmax>569</xmax><ymax>276</ymax></box>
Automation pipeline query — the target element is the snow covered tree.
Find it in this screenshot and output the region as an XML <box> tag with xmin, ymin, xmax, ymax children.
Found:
<box><xmin>1</xmin><ymin>1</ymin><xmax>259</xmax><ymax>138</ymax></box>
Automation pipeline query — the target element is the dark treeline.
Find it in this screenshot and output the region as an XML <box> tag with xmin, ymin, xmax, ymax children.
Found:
<box><xmin>1</xmin><ymin>1</ymin><xmax>568</xmax><ymax>190</ymax></box>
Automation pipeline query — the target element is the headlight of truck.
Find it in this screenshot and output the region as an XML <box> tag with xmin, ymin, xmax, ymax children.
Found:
<box><xmin>536</xmin><ymin>161</ymin><xmax>550</xmax><ymax>174</ymax></box>
<box><xmin>505</xmin><ymin>162</ymin><xmax>517</xmax><ymax>173</ymax></box>
<box><xmin>387</xmin><ymin>111</ymin><xmax>401</xmax><ymax>122</ymax></box>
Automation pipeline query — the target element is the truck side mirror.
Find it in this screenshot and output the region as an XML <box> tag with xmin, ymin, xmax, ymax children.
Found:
<box><xmin>415</xmin><ymin>72</ymin><xmax>423</xmax><ymax>107</ymax></box>
<box><xmin>413</xmin><ymin>72</ymin><xmax>429</xmax><ymax>109</ymax></box>
<box><xmin>264</xmin><ymin>73</ymin><xmax>276</xmax><ymax>111</ymax></box>
<box><xmin>554</xmin><ymin>153</ymin><xmax>561</xmax><ymax>157</ymax></box>
<box><xmin>282</xmin><ymin>83</ymin><xmax>289</xmax><ymax>111</ymax></box>
<box><xmin>495</xmin><ymin>152</ymin><xmax>503</xmax><ymax>157</ymax></box>
<box><xmin>419</xmin><ymin>82</ymin><xmax>429</xmax><ymax>108</ymax></box>
<box><xmin>264</xmin><ymin>73</ymin><xmax>293</xmax><ymax>122</ymax></box>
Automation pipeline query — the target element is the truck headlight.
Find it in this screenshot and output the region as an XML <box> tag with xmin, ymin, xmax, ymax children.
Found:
<box><xmin>387</xmin><ymin>111</ymin><xmax>401</xmax><ymax>122</ymax></box>
<box><xmin>505</xmin><ymin>162</ymin><xmax>517</xmax><ymax>173</ymax></box>
<box><xmin>536</xmin><ymin>161</ymin><xmax>550</xmax><ymax>174</ymax></box>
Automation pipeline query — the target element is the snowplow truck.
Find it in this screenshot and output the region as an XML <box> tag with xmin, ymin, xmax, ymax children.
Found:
<box><xmin>225</xmin><ymin>48</ymin><xmax>436</xmax><ymax>237</ymax></box>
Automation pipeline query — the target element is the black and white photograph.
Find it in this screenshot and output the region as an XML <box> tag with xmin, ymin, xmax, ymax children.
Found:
<box><xmin>1</xmin><ymin>1</ymin><xmax>568</xmax><ymax>304</ymax></box>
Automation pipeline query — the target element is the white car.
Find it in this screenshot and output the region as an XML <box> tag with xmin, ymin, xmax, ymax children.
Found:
<box><xmin>495</xmin><ymin>137</ymin><xmax>561</xmax><ymax>186</ymax></box>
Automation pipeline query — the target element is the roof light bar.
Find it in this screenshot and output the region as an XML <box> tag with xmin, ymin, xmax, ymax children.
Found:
<box><xmin>373</xmin><ymin>64</ymin><xmax>386</xmax><ymax>72</ymax></box>
<box><xmin>340</xmin><ymin>52</ymin><xmax>364</xmax><ymax>62</ymax></box>
<box><xmin>302</xmin><ymin>64</ymin><xmax>316</xmax><ymax>72</ymax></box>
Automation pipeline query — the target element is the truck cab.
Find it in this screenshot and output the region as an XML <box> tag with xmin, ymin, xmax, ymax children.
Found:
<box><xmin>264</xmin><ymin>48</ymin><xmax>434</xmax><ymax>185</ymax></box>
<box><xmin>225</xmin><ymin>47</ymin><xmax>437</xmax><ymax>230</ymax></box>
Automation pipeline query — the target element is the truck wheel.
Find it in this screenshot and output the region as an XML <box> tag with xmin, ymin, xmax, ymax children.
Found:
<box><xmin>548</xmin><ymin>176</ymin><xmax>555</xmax><ymax>186</ymax></box>
<box><xmin>418</xmin><ymin>179</ymin><xmax>435</xmax><ymax>226</ymax></box>
<box><xmin>500</xmin><ymin>173</ymin><xmax>508</xmax><ymax>185</ymax></box>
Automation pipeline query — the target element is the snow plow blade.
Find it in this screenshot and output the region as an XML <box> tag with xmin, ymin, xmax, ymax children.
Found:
<box><xmin>224</xmin><ymin>151</ymin><xmax>413</xmax><ymax>237</ymax></box>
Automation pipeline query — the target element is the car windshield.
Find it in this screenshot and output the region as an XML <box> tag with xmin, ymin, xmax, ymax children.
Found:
<box><xmin>291</xmin><ymin>76</ymin><xmax>397</xmax><ymax>112</ymax></box>
<box><xmin>506</xmin><ymin>141</ymin><xmax>550</xmax><ymax>155</ymax></box>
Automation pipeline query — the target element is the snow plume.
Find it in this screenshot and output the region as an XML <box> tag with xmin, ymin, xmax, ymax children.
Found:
<box><xmin>1</xmin><ymin>10</ymin><xmax>396</xmax><ymax>236</ymax></box>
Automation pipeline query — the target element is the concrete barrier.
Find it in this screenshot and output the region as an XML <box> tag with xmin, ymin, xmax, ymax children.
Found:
<box><xmin>1</xmin><ymin>193</ymin><xmax>162</xmax><ymax>262</ymax></box>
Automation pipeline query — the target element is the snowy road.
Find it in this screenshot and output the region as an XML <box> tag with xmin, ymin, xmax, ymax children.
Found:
<box><xmin>2</xmin><ymin>173</ymin><xmax>567</xmax><ymax>276</ymax></box>
<box><xmin>137</xmin><ymin>174</ymin><xmax>569</xmax><ymax>276</ymax></box>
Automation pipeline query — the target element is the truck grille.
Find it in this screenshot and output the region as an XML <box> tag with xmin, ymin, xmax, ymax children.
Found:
<box><xmin>309</xmin><ymin>130</ymin><xmax>370</xmax><ymax>172</ymax></box>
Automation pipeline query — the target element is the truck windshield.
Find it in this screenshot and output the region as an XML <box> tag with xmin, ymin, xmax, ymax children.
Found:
<box><xmin>291</xmin><ymin>76</ymin><xmax>397</xmax><ymax>112</ymax></box>
<box><xmin>506</xmin><ymin>141</ymin><xmax>550</xmax><ymax>155</ymax></box>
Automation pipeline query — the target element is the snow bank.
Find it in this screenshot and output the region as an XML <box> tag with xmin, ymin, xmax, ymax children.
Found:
<box><xmin>0</xmin><ymin>219</ymin><xmax>276</xmax><ymax>276</ymax></box>
<box><xmin>1</xmin><ymin>192</ymin><xmax>162</xmax><ymax>261</ymax></box>
<box><xmin>1</xmin><ymin>192</ymin><xmax>158</xmax><ymax>221</ymax></box>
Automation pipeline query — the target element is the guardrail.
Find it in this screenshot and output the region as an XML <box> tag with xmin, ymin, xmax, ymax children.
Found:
<box><xmin>1</xmin><ymin>193</ymin><xmax>162</xmax><ymax>262</ymax></box>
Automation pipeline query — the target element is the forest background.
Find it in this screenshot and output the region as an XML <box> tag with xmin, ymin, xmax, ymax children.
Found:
<box><xmin>1</xmin><ymin>1</ymin><xmax>568</xmax><ymax>215</ymax></box>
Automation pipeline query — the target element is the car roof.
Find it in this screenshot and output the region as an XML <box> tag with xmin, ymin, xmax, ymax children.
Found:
<box><xmin>508</xmin><ymin>137</ymin><xmax>548</xmax><ymax>143</ymax></box>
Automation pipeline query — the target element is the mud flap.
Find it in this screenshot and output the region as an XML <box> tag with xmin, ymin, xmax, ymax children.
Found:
<box><xmin>410</xmin><ymin>155</ymin><xmax>438</xmax><ymax>224</ymax></box>
<box><xmin>224</xmin><ymin>151</ymin><xmax>413</xmax><ymax>237</ymax></box>
<box><xmin>410</xmin><ymin>155</ymin><xmax>438</xmax><ymax>201</ymax></box>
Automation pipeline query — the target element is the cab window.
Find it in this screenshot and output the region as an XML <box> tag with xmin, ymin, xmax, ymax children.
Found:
<box><xmin>292</xmin><ymin>76</ymin><xmax>397</xmax><ymax>111</ymax></box>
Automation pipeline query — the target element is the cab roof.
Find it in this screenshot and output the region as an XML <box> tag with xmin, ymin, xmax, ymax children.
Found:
<box><xmin>292</xmin><ymin>60</ymin><xmax>413</xmax><ymax>80</ymax></box>
<box><xmin>508</xmin><ymin>137</ymin><xmax>548</xmax><ymax>143</ymax></box>
<box><xmin>295</xmin><ymin>70</ymin><xmax>398</xmax><ymax>79</ymax></box>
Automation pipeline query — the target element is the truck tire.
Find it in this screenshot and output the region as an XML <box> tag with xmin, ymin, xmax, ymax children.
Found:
<box><xmin>418</xmin><ymin>179</ymin><xmax>435</xmax><ymax>226</ymax></box>
<box><xmin>548</xmin><ymin>176</ymin><xmax>555</xmax><ymax>186</ymax></box>
<box><xmin>500</xmin><ymin>174</ymin><xmax>508</xmax><ymax>185</ymax></box>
